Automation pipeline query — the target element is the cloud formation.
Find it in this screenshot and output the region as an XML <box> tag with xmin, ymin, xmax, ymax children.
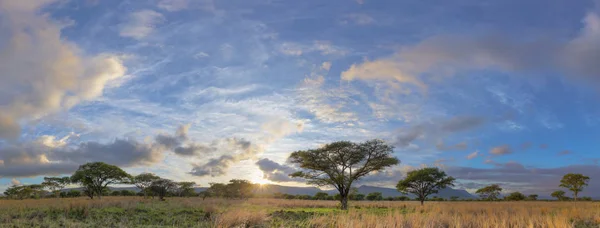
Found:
<box><xmin>341</xmin><ymin>10</ymin><xmax>600</xmax><ymax>90</ymax></box>
<box><xmin>394</xmin><ymin>116</ymin><xmax>485</xmax><ymax>148</ymax></box>
<box><xmin>490</xmin><ymin>145</ymin><xmax>512</xmax><ymax>155</ymax></box>
<box><xmin>189</xmin><ymin>119</ymin><xmax>304</xmax><ymax>177</ymax></box>
<box><xmin>0</xmin><ymin>0</ymin><xmax>126</xmax><ymax>140</ymax></box>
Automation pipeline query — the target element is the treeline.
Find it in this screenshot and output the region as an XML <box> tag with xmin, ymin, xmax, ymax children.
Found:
<box><xmin>1</xmin><ymin>161</ymin><xmax>594</xmax><ymax>203</ymax></box>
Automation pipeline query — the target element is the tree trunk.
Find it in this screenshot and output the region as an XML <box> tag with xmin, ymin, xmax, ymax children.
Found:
<box><xmin>420</xmin><ymin>199</ymin><xmax>424</xmax><ymax>206</ymax></box>
<box><xmin>574</xmin><ymin>192</ymin><xmax>578</xmax><ymax>202</ymax></box>
<box><xmin>143</xmin><ymin>189</ymin><xmax>148</xmax><ymax>199</ymax></box>
<box><xmin>339</xmin><ymin>193</ymin><xmax>349</xmax><ymax>210</ymax></box>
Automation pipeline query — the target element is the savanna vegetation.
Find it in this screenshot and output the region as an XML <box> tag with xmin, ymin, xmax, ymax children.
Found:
<box><xmin>1</xmin><ymin>140</ymin><xmax>597</xmax><ymax>227</ymax></box>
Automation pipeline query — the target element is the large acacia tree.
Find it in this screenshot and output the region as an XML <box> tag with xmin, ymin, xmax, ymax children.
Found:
<box><xmin>396</xmin><ymin>167</ymin><xmax>455</xmax><ymax>205</ymax></box>
<box><xmin>559</xmin><ymin>173</ymin><xmax>590</xmax><ymax>201</ymax></box>
<box><xmin>71</xmin><ymin>162</ymin><xmax>131</xmax><ymax>199</ymax></box>
<box><xmin>289</xmin><ymin>139</ymin><xmax>399</xmax><ymax>210</ymax></box>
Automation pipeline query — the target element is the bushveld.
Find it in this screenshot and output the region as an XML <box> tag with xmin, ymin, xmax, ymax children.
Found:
<box><xmin>0</xmin><ymin>197</ymin><xmax>599</xmax><ymax>228</ymax></box>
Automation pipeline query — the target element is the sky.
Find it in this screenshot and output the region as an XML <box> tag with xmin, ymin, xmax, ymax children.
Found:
<box><xmin>0</xmin><ymin>0</ymin><xmax>599</xmax><ymax>197</ymax></box>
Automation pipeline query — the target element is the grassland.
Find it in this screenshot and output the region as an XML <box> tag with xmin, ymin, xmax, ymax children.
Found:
<box><xmin>0</xmin><ymin>197</ymin><xmax>599</xmax><ymax>227</ymax></box>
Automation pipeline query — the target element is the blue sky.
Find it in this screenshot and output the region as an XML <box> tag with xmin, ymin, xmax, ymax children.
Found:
<box><xmin>0</xmin><ymin>0</ymin><xmax>599</xmax><ymax>197</ymax></box>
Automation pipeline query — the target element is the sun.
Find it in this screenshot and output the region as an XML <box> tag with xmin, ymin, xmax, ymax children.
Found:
<box><xmin>252</xmin><ymin>177</ymin><xmax>270</xmax><ymax>186</ymax></box>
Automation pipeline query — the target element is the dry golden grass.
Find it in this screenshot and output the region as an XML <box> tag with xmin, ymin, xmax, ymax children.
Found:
<box><xmin>0</xmin><ymin>197</ymin><xmax>598</xmax><ymax>227</ymax></box>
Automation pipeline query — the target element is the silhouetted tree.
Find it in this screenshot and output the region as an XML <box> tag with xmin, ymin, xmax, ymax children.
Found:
<box><xmin>289</xmin><ymin>139</ymin><xmax>399</xmax><ymax>210</ymax></box>
<box><xmin>476</xmin><ymin>184</ymin><xmax>502</xmax><ymax>201</ymax></box>
<box><xmin>396</xmin><ymin>167</ymin><xmax>455</xmax><ymax>205</ymax></box>
<box><xmin>559</xmin><ymin>173</ymin><xmax>590</xmax><ymax>201</ymax></box>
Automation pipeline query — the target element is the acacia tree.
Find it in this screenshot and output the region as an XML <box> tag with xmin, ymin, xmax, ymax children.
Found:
<box><xmin>150</xmin><ymin>178</ymin><xmax>177</xmax><ymax>201</ymax></box>
<box><xmin>396</xmin><ymin>167</ymin><xmax>455</xmax><ymax>205</ymax></box>
<box><xmin>289</xmin><ymin>139</ymin><xmax>399</xmax><ymax>210</ymax></box>
<box><xmin>42</xmin><ymin>177</ymin><xmax>71</xmax><ymax>198</ymax></box>
<box><xmin>505</xmin><ymin>192</ymin><xmax>526</xmax><ymax>201</ymax></box>
<box><xmin>559</xmin><ymin>173</ymin><xmax>590</xmax><ymax>201</ymax></box>
<box><xmin>175</xmin><ymin>182</ymin><xmax>196</xmax><ymax>197</ymax></box>
<box><xmin>476</xmin><ymin>184</ymin><xmax>502</xmax><ymax>201</ymax></box>
<box><xmin>527</xmin><ymin>194</ymin><xmax>538</xmax><ymax>201</ymax></box>
<box><xmin>551</xmin><ymin>190</ymin><xmax>567</xmax><ymax>201</ymax></box>
<box><xmin>70</xmin><ymin>162</ymin><xmax>131</xmax><ymax>199</ymax></box>
<box><xmin>132</xmin><ymin>173</ymin><xmax>161</xmax><ymax>198</ymax></box>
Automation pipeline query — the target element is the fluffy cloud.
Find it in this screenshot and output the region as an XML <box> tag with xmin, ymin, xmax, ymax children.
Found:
<box><xmin>490</xmin><ymin>145</ymin><xmax>512</xmax><ymax>155</ymax></box>
<box><xmin>189</xmin><ymin>119</ymin><xmax>304</xmax><ymax>177</ymax></box>
<box><xmin>394</xmin><ymin>116</ymin><xmax>485</xmax><ymax>148</ymax></box>
<box><xmin>0</xmin><ymin>0</ymin><xmax>126</xmax><ymax>140</ymax></box>
<box><xmin>119</xmin><ymin>10</ymin><xmax>164</xmax><ymax>40</ymax></box>
<box><xmin>340</xmin><ymin>10</ymin><xmax>600</xmax><ymax>91</ymax></box>
<box><xmin>256</xmin><ymin>158</ymin><xmax>298</xmax><ymax>182</ymax></box>
<box><xmin>10</xmin><ymin>178</ymin><xmax>20</xmax><ymax>186</ymax></box>
<box><xmin>0</xmin><ymin>125</ymin><xmax>217</xmax><ymax>178</ymax></box>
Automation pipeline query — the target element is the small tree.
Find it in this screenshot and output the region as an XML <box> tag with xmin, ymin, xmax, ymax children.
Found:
<box><xmin>207</xmin><ymin>183</ymin><xmax>227</xmax><ymax>198</ymax></box>
<box><xmin>42</xmin><ymin>177</ymin><xmax>71</xmax><ymax>198</ymax></box>
<box><xmin>396</xmin><ymin>167</ymin><xmax>456</xmax><ymax>205</ymax></box>
<box><xmin>366</xmin><ymin>192</ymin><xmax>383</xmax><ymax>201</ymax></box>
<box><xmin>132</xmin><ymin>173</ymin><xmax>160</xmax><ymax>198</ymax></box>
<box><xmin>70</xmin><ymin>162</ymin><xmax>131</xmax><ymax>199</ymax></box>
<box><xmin>226</xmin><ymin>179</ymin><xmax>254</xmax><ymax>199</ymax></box>
<box><xmin>150</xmin><ymin>178</ymin><xmax>177</xmax><ymax>201</ymax></box>
<box><xmin>551</xmin><ymin>190</ymin><xmax>566</xmax><ymax>201</ymax></box>
<box><xmin>559</xmin><ymin>173</ymin><xmax>590</xmax><ymax>201</ymax></box>
<box><xmin>175</xmin><ymin>182</ymin><xmax>196</xmax><ymax>197</ymax></box>
<box><xmin>313</xmin><ymin>192</ymin><xmax>329</xmax><ymax>200</ymax></box>
<box><xmin>527</xmin><ymin>194</ymin><xmax>538</xmax><ymax>201</ymax></box>
<box><xmin>504</xmin><ymin>192</ymin><xmax>526</xmax><ymax>201</ymax></box>
<box><xmin>450</xmin><ymin>196</ymin><xmax>460</xmax><ymax>201</ymax></box>
<box><xmin>289</xmin><ymin>139</ymin><xmax>399</xmax><ymax>210</ymax></box>
<box><xmin>476</xmin><ymin>184</ymin><xmax>502</xmax><ymax>201</ymax></box>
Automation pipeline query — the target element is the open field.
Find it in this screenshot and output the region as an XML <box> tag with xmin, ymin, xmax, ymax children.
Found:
<box><xmin>0</xmin><ymin>197</ymin><xmax>599</xmax><ymax>228</ymax></box>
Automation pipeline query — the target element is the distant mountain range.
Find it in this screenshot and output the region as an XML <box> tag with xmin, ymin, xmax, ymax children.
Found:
<box><xmin>65</xmin><ymin>184</ymin><xmax>475</xmax><ymax>199</ymax></box>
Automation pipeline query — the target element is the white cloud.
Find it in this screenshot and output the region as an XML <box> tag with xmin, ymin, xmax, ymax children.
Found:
<box><xmin>466</xmin><ymin>150</ymin><xmax>479</xmax><ymax>160</ymax></box>
<box><xmin>279</xmin><ymin>41</ymin><xmax>348</xmax><ymax>56</ymax></box>
<box><xmin>0</xmin><ymin>0</ymin><xmax>126</xmax><ymax>140</ymax></box>
<box><xmin>10</xmin><ymin>178</ymin><xmax>20</xmax><ymax>186</ymax></box>
<box><xmin>119</xmin><ymin>10</ymin><xmax>164</xmax><ymax>40</ymax></box>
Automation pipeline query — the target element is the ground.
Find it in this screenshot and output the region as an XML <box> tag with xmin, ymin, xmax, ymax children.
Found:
<box><xmin>0</xmin><ymin>197</ymin><xmax>599</xmax><ymax>227</ymax></box>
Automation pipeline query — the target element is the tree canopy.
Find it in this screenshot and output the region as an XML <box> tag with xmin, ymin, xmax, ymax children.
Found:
<box><xmin>70</xmin><ymin>162</ymin><xmax>131</xmax><ymax>199</ymax></box>
<box><xmin>559</xmin><ymin>173</ymin><xmax>590</xmax><ymax>201</ymax></box>
<box><xmin>42</xmin><ymin>177</ymin><xmax>71</xmax><ymax>198</ymax></box>
<box><xmin>475</xmin><ymin>184</ymin><xmax>502</xmax><ymax>201</ymax></box>
<box><xmin>396</xmin><ymin>167</ymin><xmax>455</xmax><ymax>205</ymax></box>
<box><xmin>289</xmin><ymin>139</ymin><xmax>399</xmax><ymax>210</ymax></box>
<box><xmin>132</xmin><ymin>173</ymin><xmax>161</xmax><ymax>198</ymax></box>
